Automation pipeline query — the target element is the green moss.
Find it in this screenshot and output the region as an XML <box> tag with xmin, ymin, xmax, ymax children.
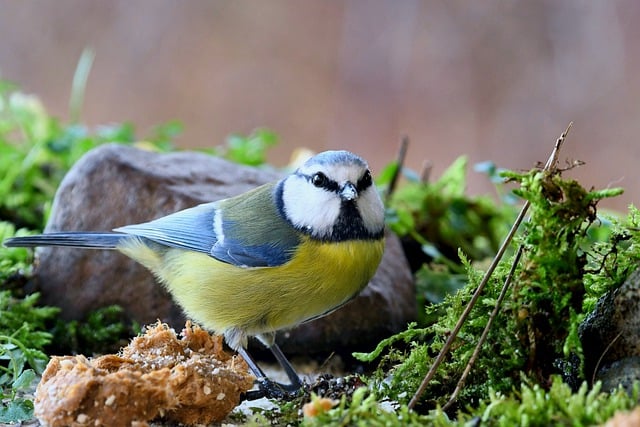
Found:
<box><xmin>0</xmin><ymin>222</ymin><xmax>34</xmax><ymax>284</ymax></box>
<box><xmin>301</xmin><ymin>387</ymin><xmax>440</xmax><ymax>427</ymax></box>
<box><xmin>476</xmin><ymin>377</ymin><xmax>638</xmax><ymax>426</ymax></box>
<box><xmin>48</xmin><ymin>305</ymin><xmax>141</xmax><ymax>356</ymax></box>
<box><xmin>505</xmin><ymin>170</ymin><xmax>617</xmax><ymax>386</ymax></box>
<box><xmin>0</xmin><ymin>289</ymin><xmax>58</xmax><ymax>422</ymax></box>
<box><xmin>210</xmin><ymin>127</ymin><xmax>278</xmax><ymax>166</ymax></box>
<box><xmin>299</xmin><ymin>378</ymin><xmax>637</xmax><ymax>426</ymax></box>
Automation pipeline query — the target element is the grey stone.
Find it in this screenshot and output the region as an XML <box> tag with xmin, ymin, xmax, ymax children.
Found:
<box><xmin>579</xmin><ymin>266</ymin><xmax>640</xmax><ymax>383</ymax></box>
<box><xmin>596</xmin><ymin>356</ymin><xmax>640</xmax><ymax>395</ymax></box>
<box><xmin>30</xmin><ymin>144</ymin><xmax>415</xmax><ymax>354</ymax></box>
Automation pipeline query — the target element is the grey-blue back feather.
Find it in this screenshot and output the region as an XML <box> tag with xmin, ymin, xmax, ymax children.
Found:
<box><xmin>4</xmin><ymin>232</ymin><xmax>124</xmax><ymax>249</ymax></box>
<box><xmin>114</xmin><ymin>203</ymin><xmax>218</xmax><ymax>254</ymax></box>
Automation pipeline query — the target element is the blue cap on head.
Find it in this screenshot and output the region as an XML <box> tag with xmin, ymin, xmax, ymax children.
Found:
<box><xmin>303</xmin><ymin>150</ymin><xmax>367</xmax><ymax>168</ymax></box>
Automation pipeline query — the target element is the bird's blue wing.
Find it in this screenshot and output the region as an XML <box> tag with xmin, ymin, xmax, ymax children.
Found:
<box><xmin>115</xmin><ymin>183</ymin><xmax>300</xmax><ymax>268</ymax></box>
<box><xmin>210</xmin><ymin>182</ymin><xmax>300</xmax><ymax>267</ymax></box>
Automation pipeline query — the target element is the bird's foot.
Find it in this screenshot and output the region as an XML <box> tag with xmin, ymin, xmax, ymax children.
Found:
<box><xmin>242</xmin><ymin>378</ymin><xmax>305</xmax><ymax>401</ymax></box>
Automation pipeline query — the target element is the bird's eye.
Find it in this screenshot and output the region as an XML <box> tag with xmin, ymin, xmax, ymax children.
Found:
<box><xmin>311</xmin><ymin>172</ymin><xmax>328</xmax><ymax>188</ymax></box>
<box><xmin>358</xmin><ymin>170</ymin><xmax>372</xmax><ymax>191</ymax></box>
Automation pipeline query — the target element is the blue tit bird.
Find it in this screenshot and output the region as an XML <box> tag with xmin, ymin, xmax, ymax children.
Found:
<box><xmin>4</xmin><ymin>150</ymin><xmax>385</xmax><ymax>398</ymax></box>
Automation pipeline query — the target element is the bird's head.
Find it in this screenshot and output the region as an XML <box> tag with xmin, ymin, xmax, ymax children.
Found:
<box><xmin>278</xmin><ymin>150</ymin><xmax>385</xmax><ymax>241</ymax></box>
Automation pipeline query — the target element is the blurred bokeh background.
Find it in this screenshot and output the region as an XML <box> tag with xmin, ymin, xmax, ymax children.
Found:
<box><xmin>1</xmin><ymin>1</ymin><xmax>638</xmax><ymax>210</ymax></box>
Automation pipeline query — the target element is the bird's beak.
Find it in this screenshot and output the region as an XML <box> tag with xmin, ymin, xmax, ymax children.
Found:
<box><xmin>340</xmin><ymin>182</ymin><xmax>358</xmax><ymax>201</ymax></box>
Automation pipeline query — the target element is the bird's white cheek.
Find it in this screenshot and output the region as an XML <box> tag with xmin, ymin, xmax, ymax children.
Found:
<box><xmin>284</xmin><ymin>188</ymin><xmax>340</xmax><ymax>235</ymax></box>
<box><xmin>358</xmin><ymin>190</ymin><xmax>385</xmax><ymax>233</ymax></box>
<box><xmin>313</xmin><ymin>197</ymin><xmax>341</xmax><ymax>233</ymax></box>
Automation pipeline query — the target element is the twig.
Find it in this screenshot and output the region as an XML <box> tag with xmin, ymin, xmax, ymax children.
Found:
<box><xmin>69</xmin><ymin>48</ymin><xmax>95</xmax><ymax>124</ymax></box>
<box><xmin>442</xmin><ymin>244</ymin><xmax>524</xmax><ymax>410</ymax></box>
<box><xmin>420</xmin><ymin>160</ymin><xmax>432</xmax><ymax>184</ymax></box>
<box><xmin>407</xmin><ymin>123</ymin><xmax>573</xmax><ymax>410</ymax></box>
<box><xmin>385</xmin><ymin>136</ymin><xmax>409</xmax><ymax>201</ymax></box>
<box><xmin>318</xmin><ymin>351</ymin><xmax>337</xmax><ymax>373</ymax></box>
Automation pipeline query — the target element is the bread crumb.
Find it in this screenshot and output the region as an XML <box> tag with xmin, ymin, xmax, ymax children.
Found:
<box><xmin>104</xmin><ymin>395</ymin><xmax>116</xmax><ymax>406</ymax></box>
<box><xmin>34</xmin><ymin>321</ymin><xmax>254</xmax><ymax>426</ymax></box>
<box><xmin>604</xmin><ymin>407</ymin><xmax>640</xmax><ymax>427</ymax></box>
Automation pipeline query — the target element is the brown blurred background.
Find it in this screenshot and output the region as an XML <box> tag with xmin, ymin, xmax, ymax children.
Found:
<box><xmin>1</xmin><ymin>1</ymin><xmax>638</xmax><ymax>211</ymax></box>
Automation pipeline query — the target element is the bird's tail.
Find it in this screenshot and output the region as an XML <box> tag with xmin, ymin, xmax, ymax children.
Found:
<box><xmin>3</xmin><ymin>232</ymin><xmax>125</xmax><ymax>249</ymax></box>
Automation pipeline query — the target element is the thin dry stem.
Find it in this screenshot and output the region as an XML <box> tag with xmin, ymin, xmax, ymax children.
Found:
<box><xmin>385</xmin><ymin>136</ymin><xmax>409</xmax><ymax>201</ymax></box>
<box><xmin>420</xmin><ymin>160</ymin><xmax>432</xmax><ymax>183</ymax></box>
<box><xmin>591</xmin><ymin>331</ymin><xmax>623</xmax><ymax>385</ymax></box>
<box><xmin>443</xmin><ymin>245</ymin><xmax>524</xmax><ymax>410</ymax></box>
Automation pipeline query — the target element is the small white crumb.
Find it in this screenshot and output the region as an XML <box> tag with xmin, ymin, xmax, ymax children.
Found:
<box><xmin>203</xmin><ymin>385</ymin><xmax>212</xmax><ymax>395</ymax></box>
<box><xmin>76</xmin><ymin>413</ymin><xmax>89</xmax><ymax>424</ymax></box>
<box><xmin>105</xmin><ymin>394</ymin><xmax>116</xmax><ymax>406</ymax></box>
<box><xmin>216</xmin><ymin>392</ymin><xmax>226</xmax><ymax>400</ymax></box>
<box><xmin>60</xmin><ymin>359</ymin><xmax>74</xmax><ymax>369</ymax></box>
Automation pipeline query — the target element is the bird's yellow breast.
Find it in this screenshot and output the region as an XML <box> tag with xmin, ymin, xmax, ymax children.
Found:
<box><xmin>119</xmin><ymin>236</ymin><xmax>384</xmax><ymax>337</ymax></box>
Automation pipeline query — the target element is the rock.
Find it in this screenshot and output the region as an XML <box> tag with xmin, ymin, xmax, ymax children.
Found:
<box><xmin>597</xmin><ymin>357</ymin><xmax>640</xmax><ymax>395</ymax></box>
<box><xmin>579</xmin><ymin>266</ymin><xmax>640</xmax><ymax>386</ymax></box>
<box><xmin>30</xmin><ymin>144</ymin><xmax>415</xmax><ymax>354</ymax></box>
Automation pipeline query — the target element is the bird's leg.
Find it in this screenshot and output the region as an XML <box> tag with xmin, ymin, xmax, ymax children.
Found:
<box><xmin>237</xmin><ymin>346</ymin><xmax>268</xmax><ymax>382</ymax></box>
<box><xmin>237</xmin><ymin>346</ymin><xmax>274</xmax><ymax>400</ymax></box>
<box><xmin>268</xmin><ymin>342</ymin><xmax>302</xmax><ymax>391</ymax></box>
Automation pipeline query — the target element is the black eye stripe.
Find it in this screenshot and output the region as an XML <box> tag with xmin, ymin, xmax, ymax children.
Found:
<box><xmin>356</xmin><ymin>170</ymin><xmax>372</xmax><ymax>193</ymax></box>
<box><xmin>299</xmin><ymin>169</ymin><xmax>372</xmax><ymax>193</ymax></box>
<box><xmin>301</xmin><ymin>172</ymin><xmax>339</xmax><ymax>192</ymax></box>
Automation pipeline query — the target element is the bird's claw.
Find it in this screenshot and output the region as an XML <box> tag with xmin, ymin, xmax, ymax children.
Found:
<box><xmin>242</xmin><ymin>378</ymin><xmax>304</xmax><ymax>401</ymax></box>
